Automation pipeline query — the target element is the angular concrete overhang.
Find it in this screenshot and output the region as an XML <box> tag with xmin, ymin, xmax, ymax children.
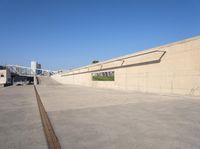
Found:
<box><xmin>61</xmin><ymin>35</ymin><xmax>200</xmax><ymax>77</ymax></box>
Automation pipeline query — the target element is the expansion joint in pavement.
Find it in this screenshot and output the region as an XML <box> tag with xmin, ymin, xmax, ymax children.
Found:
<box><xmin>34</xmin><ymin>85</ymin><xmax>61</xmax><ymax>149</ymax></box>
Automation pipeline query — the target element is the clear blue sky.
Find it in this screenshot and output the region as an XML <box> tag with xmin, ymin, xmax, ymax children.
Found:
<box><xmin>0</xmin><ymin>0</ymin><xmax>200</xmax><ymax>70</ymax></box>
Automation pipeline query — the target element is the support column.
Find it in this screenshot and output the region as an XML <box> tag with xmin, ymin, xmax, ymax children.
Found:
<box><xmin>34</xmin><ymin>74</ymin><xmax>37</xmax><ymax>85</ymax></box>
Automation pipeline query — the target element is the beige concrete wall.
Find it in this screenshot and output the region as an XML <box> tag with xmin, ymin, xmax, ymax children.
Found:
<box><xmin>52</xmin><ymin>36</ymin><xmax>200</xmax><ymax>96</ymax></box>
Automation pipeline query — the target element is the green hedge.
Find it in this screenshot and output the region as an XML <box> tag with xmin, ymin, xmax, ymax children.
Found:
<box><xmin>92</xmin><ymin>76</ymin><xmax>114</xmax><ymax>81</ymax></box>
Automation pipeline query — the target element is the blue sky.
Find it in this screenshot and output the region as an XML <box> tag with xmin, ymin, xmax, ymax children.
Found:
<box><xmin>0</xmin><ymin>0</ymin><xmax>200</xmax><ymax>70</ymax></box>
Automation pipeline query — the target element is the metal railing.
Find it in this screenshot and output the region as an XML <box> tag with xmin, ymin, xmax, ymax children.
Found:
<box><xmin>6</xmin><ymin>65</ymin><xmax>56</xmax><ymax>77</ymax></box>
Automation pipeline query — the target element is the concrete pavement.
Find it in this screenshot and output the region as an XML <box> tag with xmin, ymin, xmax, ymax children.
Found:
<box><xmin>0</xmin><ymin>86</ymin><xmax>47</xmax><ymax>149</ymax></box>
<box><xmin>1</xmin><ymin>76</ymin><xmax>200</xmax><ymax>149</ymax></box>
<box><xmin>37</xmin><ymin>77</ymin><xmax>200</xmax><ymax>149</ymax></box>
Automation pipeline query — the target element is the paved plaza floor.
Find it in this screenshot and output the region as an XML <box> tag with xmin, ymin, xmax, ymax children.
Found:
<box><xmin>0</xmin><ymin>86</ymin><xmax>47</xmax><ymax>149</ymax></box>
<box><xmin>0</xmin><ymin>77</ymin><xmax>200</xmax><ymax>149</ymax></box>
<box><xmin>37</xmin><ymin>77</ymin><xmax>200</xmax><ymax>149</ymax></box>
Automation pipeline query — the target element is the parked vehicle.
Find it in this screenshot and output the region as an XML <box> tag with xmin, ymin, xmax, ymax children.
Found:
<box><xmin>0</xmin><ymin>66</ymin><xmax>12</xmax><ymax>87</ymax></box>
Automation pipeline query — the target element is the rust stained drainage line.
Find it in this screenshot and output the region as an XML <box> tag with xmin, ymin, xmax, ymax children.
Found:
<box><xmin>34</xmin><ymin>85</ymin><xmax>61</xmax><ymax>149</ymax></box>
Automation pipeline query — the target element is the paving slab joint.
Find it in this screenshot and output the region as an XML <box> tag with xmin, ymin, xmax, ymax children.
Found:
<box><xmin>34</xmin><ymin>85</ymin><xmax>61</xmax><ymax>149</ymax></box>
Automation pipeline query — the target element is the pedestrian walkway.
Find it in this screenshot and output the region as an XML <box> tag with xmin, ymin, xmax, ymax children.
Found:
<box><xmin>37</xmin><ymin>77</ymin><xmax>200</xmax><ymax>149</ymax></box>
<box><xmin>0</xmin><ymin>86</ymin><xmax>47</xmax><ymax>149</ymax></box>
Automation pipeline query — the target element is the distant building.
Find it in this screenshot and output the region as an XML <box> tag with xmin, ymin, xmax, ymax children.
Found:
<box><xmin>31</xmin><ymin>61</ymin><xmax>42</xmax><ymax>75</ymax></box>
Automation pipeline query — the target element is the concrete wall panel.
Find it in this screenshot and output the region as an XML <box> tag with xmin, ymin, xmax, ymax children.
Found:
<box><xmin>52</xmin><ymin>36</ymin><xmax>200</xmax><ymax>96</ymax></box>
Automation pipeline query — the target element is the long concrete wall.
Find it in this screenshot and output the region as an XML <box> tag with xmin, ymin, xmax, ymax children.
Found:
<box><xmin>52</xmin><ymin>36</ymin><xmax>200</xmax><ymax>96</ymax></box>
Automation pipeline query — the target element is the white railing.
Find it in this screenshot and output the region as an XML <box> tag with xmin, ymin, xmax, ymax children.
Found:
<box><xmin>6</xmin><ymin>65</ymin><xmax>56</xmax><ymax>77</ymax></box>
